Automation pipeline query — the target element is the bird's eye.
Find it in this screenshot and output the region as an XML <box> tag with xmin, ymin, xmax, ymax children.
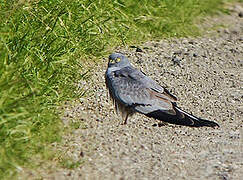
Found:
<box><xmin>116</xmin><ymin>58</ymin><xmax>121</xmax><ymax>62</ymax></box>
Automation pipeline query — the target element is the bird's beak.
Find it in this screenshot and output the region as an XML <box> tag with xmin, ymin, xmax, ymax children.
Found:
<box><xmin>109</xmin><ymin>58</ymin><xmax>116</xmax><ymax>64</ymax></box>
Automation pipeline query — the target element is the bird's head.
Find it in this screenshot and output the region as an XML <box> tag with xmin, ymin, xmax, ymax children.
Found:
<box><xmin>108</xmin><ymin>53</ymin><xmax>131</xmax><ymax>68</ymax></box>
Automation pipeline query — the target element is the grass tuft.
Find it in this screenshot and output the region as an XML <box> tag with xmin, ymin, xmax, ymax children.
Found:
<box><xmin>0</xmin><ymin>0</ymin><xmax>234</xmax><ymax>178</ymax></box>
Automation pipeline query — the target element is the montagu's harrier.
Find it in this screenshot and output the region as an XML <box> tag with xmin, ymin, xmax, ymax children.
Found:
<box><xmin>105</xmin><ymin>53</ymin><xmax>219</xmax><ymax>127</ymax></box>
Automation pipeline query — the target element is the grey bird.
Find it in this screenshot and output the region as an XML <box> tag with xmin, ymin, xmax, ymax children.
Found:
<box><xmin>105</xmin><ymin>53</ymin><xmax>219</xmax><ymax>127</ymax></box>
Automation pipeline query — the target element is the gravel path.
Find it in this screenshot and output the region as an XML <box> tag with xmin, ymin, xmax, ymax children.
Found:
<box><xmin>23</xmin><ymin>3</ymin><xmax>242</xmax><ymax>180</ymax></box>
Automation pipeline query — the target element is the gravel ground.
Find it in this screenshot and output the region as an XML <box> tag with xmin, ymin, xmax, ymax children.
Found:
<box><xmin>22</xmin><ymin>3</ymin><xmax>242</xmax><ymax>180</ymax></box>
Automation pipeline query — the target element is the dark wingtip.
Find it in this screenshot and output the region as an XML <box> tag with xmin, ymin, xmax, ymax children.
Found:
<box><xmin>146</xmin><ymin>110</ymin><xmax>220</xmax><ymax>128</ymax></box>
<box><xmin>191</xmin><ymin>118</ymin><xmax>220</xmax><ymax>128</ymax></box>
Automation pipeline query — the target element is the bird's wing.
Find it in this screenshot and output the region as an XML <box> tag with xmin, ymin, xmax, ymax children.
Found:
<box><xmin>128</xmin><ymin>68</ymin><xmax>177</xmax><ymax>102</ymax></box>
<box><xmin>106</xmin><ymin>66</ymin><xmax>177</xmax><ymax>115</ymax></box>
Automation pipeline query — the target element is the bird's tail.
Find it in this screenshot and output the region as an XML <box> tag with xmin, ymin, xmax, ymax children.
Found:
<box><xmin>146</xmin><ymin>105</ymin><xmax>219</xmax><ymax>128</ymax></box>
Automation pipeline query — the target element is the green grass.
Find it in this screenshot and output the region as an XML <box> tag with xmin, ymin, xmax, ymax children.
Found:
<box><xmin>0</xmin><ymin>0</ymin><xmax>234</xmax><ymax>178</ymax></box>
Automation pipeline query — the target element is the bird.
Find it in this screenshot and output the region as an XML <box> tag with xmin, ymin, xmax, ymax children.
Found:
<box><xmin>105</xmin><ymin>53</ymin><xmax>219</xmax><ymax>128</ymax></box>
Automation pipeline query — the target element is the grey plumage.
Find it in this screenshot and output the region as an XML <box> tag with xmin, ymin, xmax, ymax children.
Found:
<box><xmin>105</xmin><ymin>53</ymin><xmax>219</xmax><ymax>127</ymax></box>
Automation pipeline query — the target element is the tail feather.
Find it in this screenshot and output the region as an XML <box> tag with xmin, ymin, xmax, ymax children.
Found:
<box><xmin>146</xmin><ymin>106</ymin><xmax>219</xmax><ymax>128</ymax></box>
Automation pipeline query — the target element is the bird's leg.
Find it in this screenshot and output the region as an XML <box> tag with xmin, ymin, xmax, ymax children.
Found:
<box><xmin>123</xmin><ymin>115</ymin><xmax>128</xmax><ymax>125</ymax></box>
